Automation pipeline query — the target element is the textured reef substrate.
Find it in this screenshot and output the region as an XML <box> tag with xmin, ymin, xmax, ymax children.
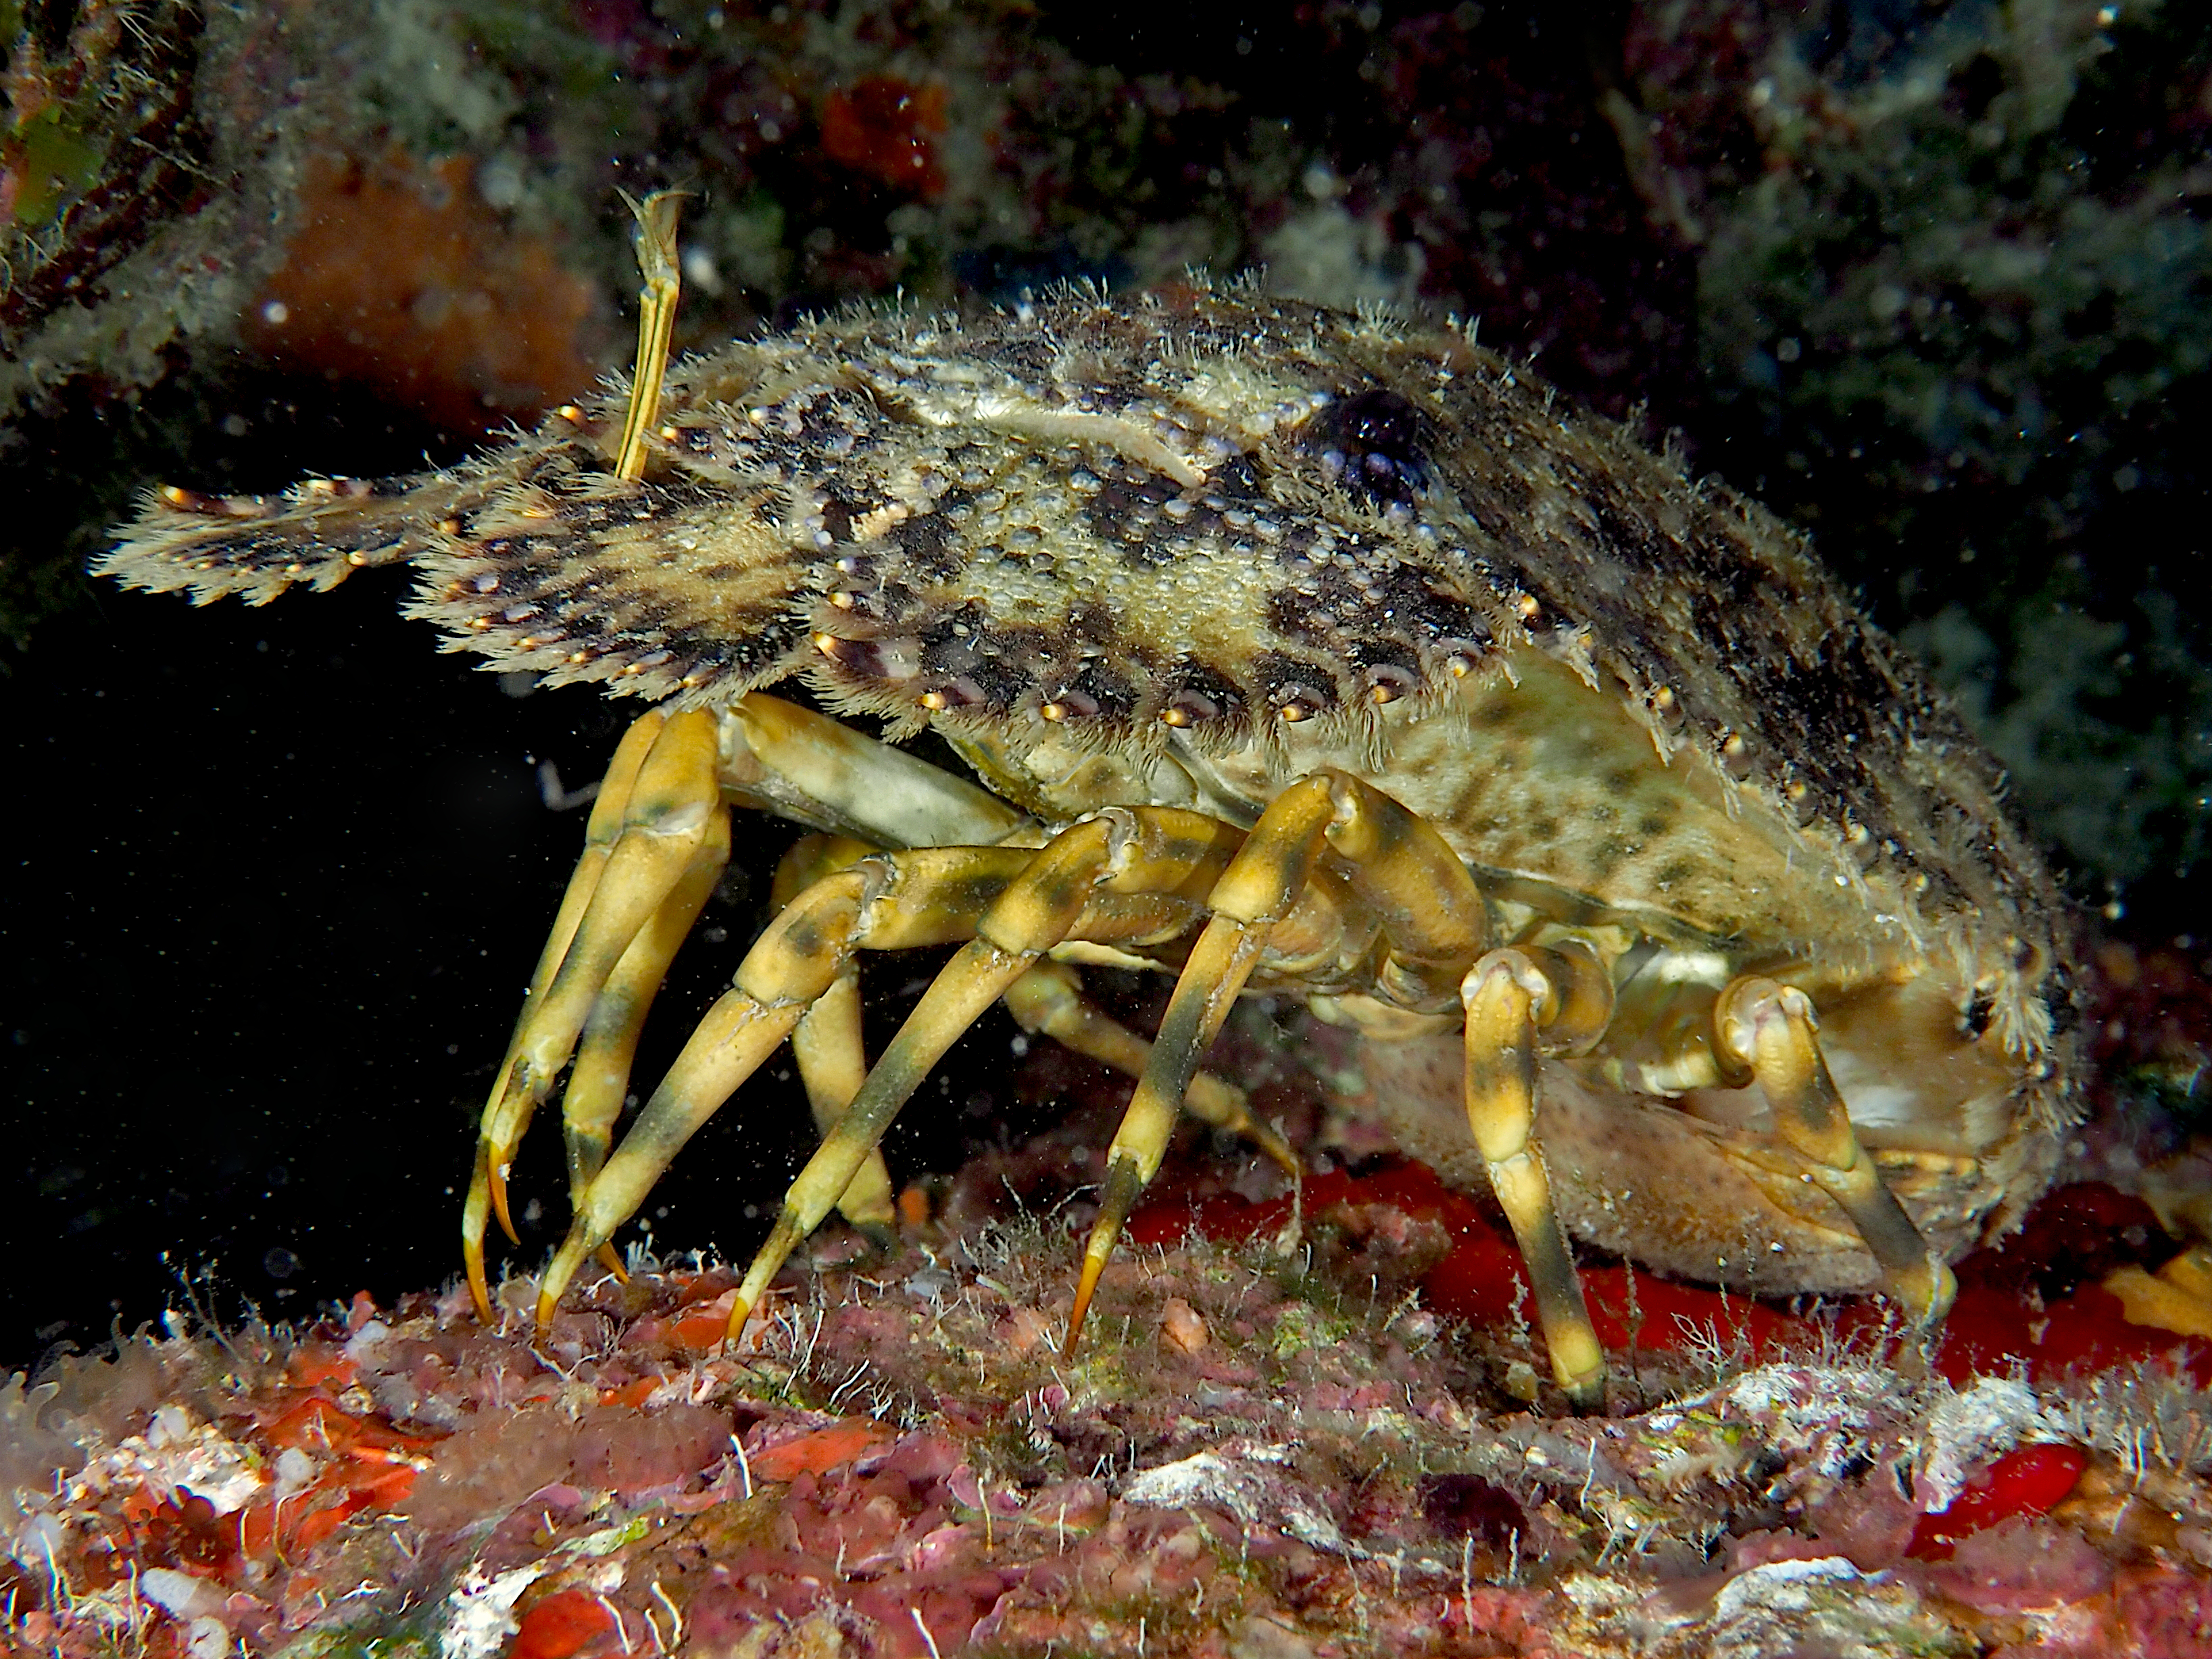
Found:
<box><xmin>10</xmin><ymin>1171</ymin><xmax>2212</xmax><ymax>1659</ymax></box>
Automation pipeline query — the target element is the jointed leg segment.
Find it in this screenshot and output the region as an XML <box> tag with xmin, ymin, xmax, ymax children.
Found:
<box><xmin>1716</xmin><ymin>977</ymin><xmax>1956</xmax><ymax>1322</ymax></box>
<box><xmin>713</xmin><ymin>809</ymin><xmax>1244</xmax><ymax>1339</ymax></box>
<box><xmin>464</xmin><ymin>708</ymin><xmax>727</xmax><ymax>1318</ymax></box>
<box><xmin>531</xmin><ymin>840</ymin><xmax>1044</xmax><ymax>1322</ymax></box>
<box><xmin>560</xmin><ymin>800</ymin><xmax>731</xmax><ymax>1208</ymax></box>
<box><xmin>776</xmin><ymin>835</ymin><xmax>898</xmax><ymax>1233</ymax></box>
<box><xmin>1461</xmin><ymin>945</ymin><xmax>1615</xmax><ymax>1413</ymax></box>
<box><xmin>1065</xmin><ymin>778</ymin><xmax>1345</xmax><ymax>1348</ymax></box>
<box><xmin>1066</xmin><ymin>770</ymin><xmax>1498</xmax><ymax>1351</ymax></box>
<box><xmin>1000</xmin><ymin>960</ymin><xmax>1299</xmax><ymax>1178</ymax></box>
<box><xmin>469</xmin><ymin>693</ymin><xmax>1950</xmax><ymax>1420</ymax></box>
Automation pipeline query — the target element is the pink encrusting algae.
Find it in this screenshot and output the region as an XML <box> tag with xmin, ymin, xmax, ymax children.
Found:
<box><xmin>7</xmin><ymin>1146</ymin><xmax>2212</xmax><ymax>1658</ymax></box>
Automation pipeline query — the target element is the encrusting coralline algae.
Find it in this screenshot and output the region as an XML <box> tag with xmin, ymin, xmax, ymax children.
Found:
<box><xmin>7</xmin><ymin>1151</ymin><xmax>2212</xmax><ymax>1658</ymax></box>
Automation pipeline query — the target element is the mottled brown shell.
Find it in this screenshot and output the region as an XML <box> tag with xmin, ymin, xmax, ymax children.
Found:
<box><xmin>105</xmin><ymin>276</ymin><xmax>2077</xmax><ymax>1164</ymax></box>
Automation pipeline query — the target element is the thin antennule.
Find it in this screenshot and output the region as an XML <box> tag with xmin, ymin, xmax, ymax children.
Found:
<box><xmin>614</xmin><ymin>189</ymin><xmax>689</xmax><ymax>483</ymax></box>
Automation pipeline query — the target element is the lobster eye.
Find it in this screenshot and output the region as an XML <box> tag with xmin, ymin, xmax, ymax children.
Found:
<box><xmin>1309</xmin><ymin>387</ymin><xmax>1431</xmax><ymax>505</ymax></box>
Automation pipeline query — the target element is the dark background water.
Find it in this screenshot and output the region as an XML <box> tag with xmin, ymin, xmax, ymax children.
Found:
<box><xmin>3</xmin><ymin>383</ymin><xmax>1035</xmax><ymax>1360</ymax></box>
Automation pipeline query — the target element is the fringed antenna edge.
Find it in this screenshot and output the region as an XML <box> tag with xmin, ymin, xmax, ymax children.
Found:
<box><xmin>99</xmin><ymin>464</ymin><xmax>508</xmax><ymax>607</ymax></box>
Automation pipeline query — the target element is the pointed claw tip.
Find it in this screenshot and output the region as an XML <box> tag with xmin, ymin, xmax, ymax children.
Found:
<box><xmin>1062</xmin><ymin>1156</ymin><xmax>1146</xmax><ymax>1357</ymax></box>
<box><xmin>1062</xmin><ymin>1254</ymin><xmax>1108</xmax><ymax>1359</ymax></box>
<box><xmin>466</xmin><ymin>1258</ymin><xmax>493</xmax><ymax>1326</ymax></box>
<box><xmin>724</xmin><ymin>1294</ymin><xmax>757</xmax><ymax>1347</ymax></box>
<box><xmin>490</xmin><ymin>1164</ymin><xmax>521</xmax><ymax>1245</ymax></box>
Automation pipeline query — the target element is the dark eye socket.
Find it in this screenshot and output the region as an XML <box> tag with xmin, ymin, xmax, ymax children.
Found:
<box><xmin>1340</xmin><ymin>388</ymin><xmax>1422</xmax><ymax>452</ymax></box>
<box><xmin>1962</xmin><ymin>991</ymin><xmax>1996</xmax><ymax>1038</ymax></box>
<box><xmin>1309</xmin><ymin>387</ymin><xmax>1431</xmax><ymax>505</ymax></box>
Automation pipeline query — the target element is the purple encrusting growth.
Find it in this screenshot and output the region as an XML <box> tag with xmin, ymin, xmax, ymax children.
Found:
<box><xmin>7</xmin><ymin>1185</ymin><xmax>2212</xmax><ymax>1658</ymax></box>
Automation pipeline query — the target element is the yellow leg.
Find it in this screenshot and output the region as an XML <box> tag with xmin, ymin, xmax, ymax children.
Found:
<box><xmin>534</xmin><ymin>842</ymin><xmax>1037</xmax><ymax>1324</ymax></box>
<box><xmin>464</xmin><ymin>708</ymin><xmax>702</xmax><ymax>1319</ymax></box>
<box><xmin>467</xmin><ymin>690</ymin><xmax>1031</xmax><ymax>1318</ymax></box>
<box><xmin>1065</xmin><ymin>770</ymin><xmax>1501</xmax><ymax>1352</ymax></box>
<box><xmin>723</xmin><ymin>693</ymin><xmax>1027</xmax><ymax>851</ymax></box>
<box><xmin>771</xmin><ymin>827</ymin><xmax>1264</xmax><ymax>1237</ymax></box>
<box><xmin>717</xmin><ymin>812</ymin><xmax>1239</xmax><ymax>1342</ymax></box>
<box><xmin>1002</xmin><ymin>959</ymin><xmax>1299</xmax><ymax>1177</ymax></box>
<box><xmin>1463</xmin><ymin>949</ymin><xmax>1607</xmax><ymax>1413</ymax></box>
<box><xmin>560</xmin><ymin>800</ymin><xmax>731</xmax><ymax>1229</ymax></box>
<box><xmin>518</xmin><ymin>714</ymin><xmax>668</xmax><ymax>1019</ymax></box>
<box><xmin>1310</xmin><ymin>768</ymin><xmax>1492</xmax><ymax>1011</ymax></box>
<box><xmin>775</xmin><ymin>835</ymin><xmax>897</xmax><ymax>1233</ymax></box>
<box><xmin>1066</xmin><ymin>776</ymin><xmax>1345</xmax><ymax>1352</ymax></box>
<box><xmin>478</xmin><ymin>710</ymin><xmax>722</xmax><ymax>1227</ymax></box>
<box><xmin>1716</xmin><ymin>978</ymin><xmax>1957</xmax><ymax>1322</ymax></box>
<box><xmin>789</xmin><ymin>972</ymin><xmax>898</xmax><ymax>1231</ymax></box>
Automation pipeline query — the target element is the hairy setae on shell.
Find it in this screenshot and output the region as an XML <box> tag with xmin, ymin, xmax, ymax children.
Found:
<box><xmin>105</xmin><ymin>276</ymin><xmax>2080</xmax><ymax>1288</ymax></box>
